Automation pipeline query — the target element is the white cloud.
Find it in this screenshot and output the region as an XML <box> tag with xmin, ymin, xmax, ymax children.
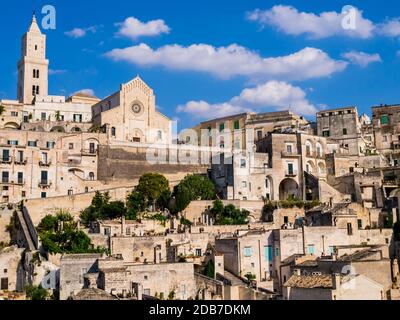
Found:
<box><xmin>378</xmin><ymin>18</ymin><xmax>400</xmax><ymax>37</ymax></box>
<box><xmin>246</xmin><ymin>5</ymin><xmax>375</xmax><ymax>39</ymax></box>
<box><xmin>177</xmin><ymin>81</ymin><xmax>317</xmax><ymax>120</ymax></box>
<box><xmin>49</xmin><ymin>69</ymin><xmax>67</xmax><ymax>75</ymax></box>
<box><xmin>106</xmin><ymin>44</ymin><xmax>347</xmax><ymax>81</ymax></box>
<box><xmin>65</xmin><ymin>26</ymin><xmax>99</xmax><ymax>38</ymax></box>
<box><xmin>116</xmin><ymin>17</ymin><xmax>170</xmax><ymax>40</ymax></box>
<box><xmin>342</xmin><ymin>51</ymin><xmax>382</xmax><ymax>67</ymax></box>
<box><xmin>72</xmin><ymin>89</ymin><xmax>96</xmax><ymax>96</ymax></box>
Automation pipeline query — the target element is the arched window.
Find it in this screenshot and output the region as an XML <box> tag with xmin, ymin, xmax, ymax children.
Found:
<box><xmin>316</xmin><ymin>142</ymin><xmax>323</xmax><ymax>157</ymax></box>
<box><xmin>88</xmin><ymin>172</ymin><xmax>95</xmax><ymax>181</ymax></box>
<box><xmin>306</xmin><ymin>141</ymin><xmax>313</xmax><ymax>157</ymax></box>
<box><xmin>157</xmin><ymin>130</ymin><xmax>162</xmax><ymax>141</ymax></box>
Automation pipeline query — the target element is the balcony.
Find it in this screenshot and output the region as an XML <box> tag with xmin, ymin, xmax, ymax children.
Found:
<box><xmin>281</xmin><ymin>151</ymin><xmax>300</xmax><ymax>158</ymax></box>
<box><xmin>39</xmin><ymin>161</ymin><xmax>52</xmax><ymax>167</ymax></box>
<box><xmin>0</xmin><ymin>157</ymin><xmax>12</xmax><ymax>165</ymax></box>
<box><xmin>15</xmin><ymin>158</ymin><xmax>28</xmax><ymax>165</ymax></box>
<box><xmin>81</xmin><ymin>149</ymin><xmax>98</xmax><ymax>157</ymax></box>
<box><xmin>15</xmin><ymin>180</ymin><xmax>25</xmax><ymax>186</ymax></box>
<box><xmin>286</xmin><ymin>170</ymin><xmax>298</xmax><ymax>177</ymax></box>
<box><xmin>38</xmin><ymin>180</ymin><xmax>52</xmax><ymax>189</ymax></box>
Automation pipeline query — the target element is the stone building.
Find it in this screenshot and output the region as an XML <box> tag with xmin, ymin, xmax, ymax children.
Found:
<box><xmin>185</xmin><ymin>111</ymin><xmax>310</xmax><ymax>151</ymax></box>
<box><xmin>210</xmin><ymin>151</ymin><xmax>271</xmax><ymax>201</ymax></box>
<box><xmin>0</xmin><ymin>246</ymin><xmax>25</xmax><ymax>293</ymax></box>
<box><xmin>371</xmin><ymin>104</ymin><xmax>400</xmax><ymax>165</ymax></box>
<box><xmin>282</xmin><ymin>244</ymin><xmax>394</xmax><ymax>300</ymax></box>
<box><xmin>0</xmin><ymin>131</ymin><xmax>105</xmax><ymax>203</ymax></box>
<box><xmin>92</xmin><ymin>76</ymin><xmax>172</xmax><ymax>144</ymax></box>
<box><xmin>60</xmin><ymin>254</ymin><xmax>196</xmax><ymax>300</ymax></box>
<box><xmin>256</xmin><ymin>132</ymin><xmax>329</xmax><ymax>201</ymax></box>
<box><xmin>316</xmin><ymin>107</ymin><xmax>366</xmax><ymax>156</ymax></box>
<box><xmin>215</xmin><ymin>230</ymin><xmax>275</xmax><ymax>291</ymax></box>
<box><xmin>283</xmin><ymin>273</ymin><xmax>385</xmax><ymax>300</ymax></box>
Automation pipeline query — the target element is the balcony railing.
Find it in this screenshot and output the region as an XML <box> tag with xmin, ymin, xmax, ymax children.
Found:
<box><xmin>0</xmin><ymin>157</ymin><xmax>12</xmax><ymax>164</ymax></box>
<box><xmin>39</xmin><ymin>161</ymin><xmax>52</xmax><ymax>167</ymax></box>
<box><xmin>14</xmin><ymin>158</ymin><xmax>28</xmax><ymax>165</ymax></box>
<box><xmin>286</xmin><ymin>170</ymin><xmax>298</xmax><ymax>177</ymax></box>
<box><xmin>38</xmin><ymin>180</ymin><xmax>52</xmax><ymax>188</ymax></box>
<box><xmin>81</xmin><ymin>149</ymin><xmax>98</xmax><ymax>156</ymax></box>
<box><xmin>281</xmin><ymin>151</ymin><xmax>300</xmax><ymax>158</ymax></box>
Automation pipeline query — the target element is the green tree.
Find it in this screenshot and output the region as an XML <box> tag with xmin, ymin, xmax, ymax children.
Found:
<box><xmin>39</xmin><ymin>211</ymin><xmax>105</xmax><ymax>254</ymax></box>
<box><xmin>126</xmin><ymin>191</ymin><xmax>145</xmax><ymax>220</ymax></box>
<box><xmin>101</xmin><ymin>201</ymin><xmax>127</xmax><ymax>220</ymax></box>
<box><xmin>171</xmin><ymin>175</ymin><xmax>216</xmax><ymax>214</ymax></box>
<box><xmin>210</xmin><ymin>200</ymin><xmax>249</xmax><ymax>225</ymax></box>
<box><xmin>25</xmin><ymin>285</ymin><xmax>48</xmax><ymax>300</ymax></box>
<box><xmin>80</xmin><ymin>191</ymin><xmax>111</xmax><ymax>226</ymax></box>
<box><xmin>136</xmin><ymin>173</ymin><xmax>170</xmax><ymax>209</ymax></box>
<box><xmin>204</xmin><ymin>260</ymin><xmax>215</xmax><ymax>279</ymax></box>
<box><xmin>0</xmin><ymin>105</ymin><xmax>5</xmax><ymax>116</ymax></box>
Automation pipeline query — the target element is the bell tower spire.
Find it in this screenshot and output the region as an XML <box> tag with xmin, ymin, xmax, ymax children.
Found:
<box><xmin>17</xmin><ymin>14</ymin><xmax>49</xmax><ymax>104</ymax></box>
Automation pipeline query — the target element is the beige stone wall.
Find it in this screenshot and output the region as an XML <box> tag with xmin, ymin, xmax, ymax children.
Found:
<box><xmin>182</xmin><ymin>200</ymin><xmax>265</xmax><ymax>225</ymax></box>
<box><xmin>125</xmin><ymin>262</ymin><xmax>196</xmax><ymax>300</ymax></box>
<box><xmin>24</xmin><ymin>185</ymin><xmax>133</xmax><ymax>225</ymax></box>
<box><xmin>59</xmin><ymin>254</ymin><xmax>103</xmax><ymax>300</ymax></box>
<box><xmin>0</xmin><ymin>246</ymin><xmax>24</xmax><ymax>293</ymax></box>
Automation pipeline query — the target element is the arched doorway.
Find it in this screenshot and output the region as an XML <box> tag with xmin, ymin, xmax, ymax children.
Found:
<box><xmin>279</xmin><ymin>178</ymin><xmax>299</xmax><ymax>201</ymax></box>
<box><xmin>306</xmin><ymin>161</ymin><xmax>315</xmax><ymax>174</ymax></box>
<box><xmin>265</xmin><ymin>176</ymin><xmax>274</xmax><ymax>201</ymax></box>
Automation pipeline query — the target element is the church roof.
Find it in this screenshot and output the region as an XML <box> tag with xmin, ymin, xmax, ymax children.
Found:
<box><xmin>28</xmin><ymin>14</ymin><xmax>42</xmax><ymax>34</ymax></box>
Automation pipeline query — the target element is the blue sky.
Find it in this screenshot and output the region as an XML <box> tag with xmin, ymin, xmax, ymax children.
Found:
<box><xmin>1</xmin><ymin>0</ymin><xmax>400</xmax><ymax>129</ymax></box>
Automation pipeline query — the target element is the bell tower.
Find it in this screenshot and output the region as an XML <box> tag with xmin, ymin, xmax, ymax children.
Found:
<box><xmin>17</xmin><ymin>14</ymin><xmax>49</xmax><ymax>104</ymax></box>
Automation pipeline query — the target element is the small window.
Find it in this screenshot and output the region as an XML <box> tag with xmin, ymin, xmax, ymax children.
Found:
<box><xmin>343</xmin><ymin>128</ymin><xmax>348</xmax><ymax>135</ymax></box>
<box><xmin>28</xmin><ymin>141</ymin><xmax>37</xmax><ymax>147</ymax></box>
<box><xmin>219</xmin><ymin>123</ymin><xmax>225</xmax><ymax>132</ymax></box>
<box><xmin>347</xmin><ymin>223</ymin><xmax>353</xmax><ymax>236</ymax></box>
<box><xmin>46</xmin><ymin>141</ymin><xmax>55</xmax><ymax>149</ymax></box>
<box><xmin>234</xmin><ymin>120</ymin><xmax>240</xmax><ymax>130</ymax></box>
<box><xmin>307</xmin><ymin>245</ymin><xmax>315</xmax><ymax>255</ymax></box>
<box><xmin>244</xmin><ymin>247</ymin><xmax>253</xmax><ymax>257</ymax></box>
<box><xmin>240</xmin><ymin>159</ymin><xmax>246</xmax><ymax>168</ymax></box>
<box><xmin>358</xmin><ymin>219</ymin><xmax>363</xmax><ymax>230</ymax></box>
<box><xmin>322</xmin><ymin>130</ymin><xmax>330</xmax><ymax>137</ymax></box>
<box><xmin>381</xmin><ymin>115</ymin><xmax>389</xmax><ymax>125</ymax></box>
<box><xmin>69</xmin><ymin>143</ymin><xmax>74</xmax><ymax>150</ymax></box>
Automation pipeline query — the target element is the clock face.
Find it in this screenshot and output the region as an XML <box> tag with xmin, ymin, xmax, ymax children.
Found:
<box><xmin>132</xmin><ymin>103</ymin><xmax>142</xmax><ymax>114</ymax></box>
